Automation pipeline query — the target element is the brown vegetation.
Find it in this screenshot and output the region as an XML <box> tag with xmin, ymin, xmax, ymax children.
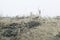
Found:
<box><xmin>0</xmin><ymin>16</ymin><xmax>60</xmax><ymax>40</ymax></box>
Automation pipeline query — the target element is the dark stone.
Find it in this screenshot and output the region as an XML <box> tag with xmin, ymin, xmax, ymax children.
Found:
<box><xmin>9</xmin><ymin>23</ymin><xmax>18</xmax><ymax>26</ymax></box>
<box><xmin>2</xmin><ymin>29</ymin><xmax>17</xmax><ymax>37</ymax></box>
<box><xmin>55</xmin><ymin>32</ymin><xmax>60</xmax><ymax>38</ymax></box>
<box><xmin>25</xmin><ymin>21</ymin><xmax>41</xmax><ymax>28</ymax></box>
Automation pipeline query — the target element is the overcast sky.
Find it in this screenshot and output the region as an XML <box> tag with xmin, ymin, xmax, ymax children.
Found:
<box><xmin>0</xmin><ymin>0</ymin><xmax>60</xmax><ymax>17</ymax></box>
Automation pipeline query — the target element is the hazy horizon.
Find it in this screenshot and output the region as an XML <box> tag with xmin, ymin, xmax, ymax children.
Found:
<box><xmin>0</xmin><ymin>0</ymin><xmax>60</xmax><ymax>17</ymax></box>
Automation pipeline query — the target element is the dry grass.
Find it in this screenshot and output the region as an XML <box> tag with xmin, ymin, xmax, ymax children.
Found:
<box><xmin>0</xmin><ymin>16</ymin><xmax>60</xmax><ymax>40</ymax></box>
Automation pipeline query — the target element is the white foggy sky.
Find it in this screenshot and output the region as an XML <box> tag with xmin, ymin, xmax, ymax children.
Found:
<box><xmin>0</xmin><ymin>0</ymin><xmax>60</xmax><ymax>17</ymax></box>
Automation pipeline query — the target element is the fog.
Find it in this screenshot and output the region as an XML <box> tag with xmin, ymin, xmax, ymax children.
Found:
<box><xmin>0</xmin><ymin>0</ymin><xmax>60</xmax><ymax>17</ymax></box>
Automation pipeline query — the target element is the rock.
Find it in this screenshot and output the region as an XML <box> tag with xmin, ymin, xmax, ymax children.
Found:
<box><xmin>25</xmin><ymin>21</ymin><xmax>41</xmax><ymax>28</ymax></box>
<box><xmin>2</xmin><ymin>29</ymin><xmax>17</xmax><ymax>37</ymax></box>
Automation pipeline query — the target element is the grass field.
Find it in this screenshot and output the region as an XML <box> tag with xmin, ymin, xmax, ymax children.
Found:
<box><xmin>0</xmin><ymin>16</ymin><xmax>60</xmax><ymax>40</ymax></box>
